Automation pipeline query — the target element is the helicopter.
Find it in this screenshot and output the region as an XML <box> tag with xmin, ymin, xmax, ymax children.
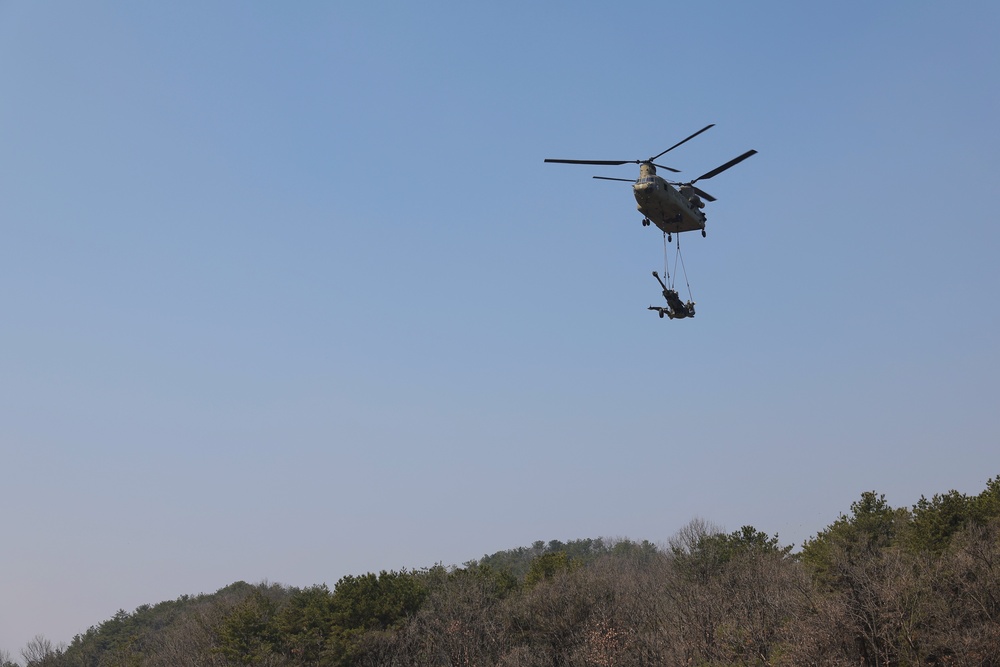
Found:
<box><xmin>544</xmin><ymin>124</ymin><xmax>756</xmax><ymax>239</ymax></box>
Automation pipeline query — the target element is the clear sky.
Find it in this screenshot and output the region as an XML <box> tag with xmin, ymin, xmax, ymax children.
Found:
<box><xmin>2</xmin><ymin>1</ymin><xmax>998</xmax><ymax>657</ymax></box>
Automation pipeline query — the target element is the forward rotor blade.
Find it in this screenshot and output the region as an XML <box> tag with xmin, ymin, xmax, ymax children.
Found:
<box><xmin>692</xmin><ymin>149</ymin><xmax>757</xmax><ymax>183</ymax></box>
<box><xmin>593</xmin><ymin>176</ymin><xmax>636</xmax><ymax>182</ymax></box>
<box><xmin>649</xmin><ymin>124</ymin><xmax>715</xmax><ymax>162</ymax></box>
<box><xmin>544</xmin><ymin>158</ymin><xmax>678</xmax><ymax>172</ymax></box>
<box><xmin>544</xmin><ymin>158</ymin><xmax>635</xmax><ymax>166</ymax></box>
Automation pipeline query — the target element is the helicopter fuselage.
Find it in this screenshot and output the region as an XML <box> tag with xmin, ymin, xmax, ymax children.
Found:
<box><xmin>633</xmin><ymin>163</ymin><xmax>705</xmax><ymax>235</ymax></box>
<box><xmin>543</xmin><ymin>125</ymin><xmax>756</xmax><ymax>239</ymax></box>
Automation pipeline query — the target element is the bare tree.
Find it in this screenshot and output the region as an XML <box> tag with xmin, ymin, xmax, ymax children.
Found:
<box><xmin>919</xmin><ymin>519</ymin><xmax>1000</xmax><ymax>666</ymax></box>
<box><xmin>21</xmin><ymin>635</ymin><xmax>61</xmax><ymax>667</ymax></box>
<box><xmin>667</xmin><ymin>517</ymin><xmax>723</xmax><ymax>557</ymax></box>
<box><xmin>0</xmin><ymin>648</ymin><xmax>19</xmax><ymax>667</ymax></box>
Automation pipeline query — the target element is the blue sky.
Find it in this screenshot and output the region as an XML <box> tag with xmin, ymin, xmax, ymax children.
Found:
<box><xmin>2</xmin><ymin>1</ymin><xmax>999</xmax><ymax>656</ymax></box>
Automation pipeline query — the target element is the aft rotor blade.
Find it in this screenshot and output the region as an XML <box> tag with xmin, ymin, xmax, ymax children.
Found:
<box><xmin>691</xmin><ymin>185</ymin><xmax>716</xmax><ymax>202</ymax></box>
<box><xmin>649</xmin><ymin>124</ymin><xmax>715</xmax><ymax>162</ymax></box>
<box><xmin>544</xmin><ymin>158</ymin><xmax>636</xmax><ymax>166</ymax></box>
<box><xmin>667</xmin><ymin>180</ymin><xmax>717</xmax><ymax>201</ymax></box>
<box><xmin>692</xmin><ymin>150</ymin><xmax>757</xmax><ymax>183</ymax></box>
<box><xmin>593</xmin><ymin>176</ymin><xmax>636</xmax><ymax>182</ymax></box>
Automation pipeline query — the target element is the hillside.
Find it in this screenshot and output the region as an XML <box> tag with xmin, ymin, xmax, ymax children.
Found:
<box><xmin>7</xmin><ymin>476</ymin><xmax>999</xmax><ymax>667</ymax></box>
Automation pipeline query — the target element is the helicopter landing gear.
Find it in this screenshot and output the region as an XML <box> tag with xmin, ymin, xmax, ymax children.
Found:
<box><xmin>642</xmin><ymin>218</ymin><xmax>651</xmax><ymax>227</ymax></box>
<box><xmin>701</xmin><ymin>229</ymin><xmax>707</xmax><ymax>238</ymax></box>
<box><xmin>667</xmin><ymin>233</ymin><xmax>672</xmax><ymax>242</ymax></box>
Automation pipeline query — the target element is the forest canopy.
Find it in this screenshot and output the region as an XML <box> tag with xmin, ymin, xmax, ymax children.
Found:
<box><xmin>9</xmin><ymin>476</ymin><xmax>999</xmax><ymax>667</ymax></box>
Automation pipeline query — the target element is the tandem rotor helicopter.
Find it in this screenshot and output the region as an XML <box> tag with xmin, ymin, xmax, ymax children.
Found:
<box><xmin>544</xmin><ymin>124</ymin><xmax>756</xmax><ymax>320</ymax></box>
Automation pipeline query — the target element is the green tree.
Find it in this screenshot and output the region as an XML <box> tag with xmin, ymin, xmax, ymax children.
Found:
<box><xmin>800</xmin><ymin>491</ymin><xmax>906</xmax><ymax>582</ymax></box>
<box><xmin>906</xmin><ymin>489</ymin><xmax>973</xmax><ymax>553</ymax></box>
<box><xmin>275</xmin><ymin>585</ymin><xmax>335</xmax><ymax>664</ymax></box>
<box><xmin>215</xmin><ymin>588</ymin><xmax>281</xmax><ymax>664</ymax></box>
<box><xmin>671</xmin><ymin>522</ymin><xmax>791</xmax><ymax>585</ymax></box>
<box><xmin>970</xmin><ymin>474</ymin><xmax>1000</xmax><ymax>520</ymax></box>
<box><xmin>524</xmin><ymin>551</ymin><xmax>580</xmax><ymax>588</ymax></box>
<box><xmin>609</xmin><ymin>538</ymin><xmax>659</xmax><ymax>563</ymax></box>
<box><xmin>799</xmin><ymin>492</ymin><xmax>915</xmax><ymax>666</ymax></box>
<box><xmin>324</xmin><ymin>570</ymin><xmax>427</xmax><ymax>666</ymax></box>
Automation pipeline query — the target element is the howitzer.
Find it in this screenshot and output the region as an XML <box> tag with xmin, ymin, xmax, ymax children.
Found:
<box><xmin>649</xmin><ymin>271</ymin><xmax>695</xmax><ymax>319</ymax></box>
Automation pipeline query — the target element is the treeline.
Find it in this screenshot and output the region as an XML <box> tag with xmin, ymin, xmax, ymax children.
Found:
<box><xmin>10</xmin><ymin>476</ymin><xmax>999</xmax><ymax>667</ymax></box>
